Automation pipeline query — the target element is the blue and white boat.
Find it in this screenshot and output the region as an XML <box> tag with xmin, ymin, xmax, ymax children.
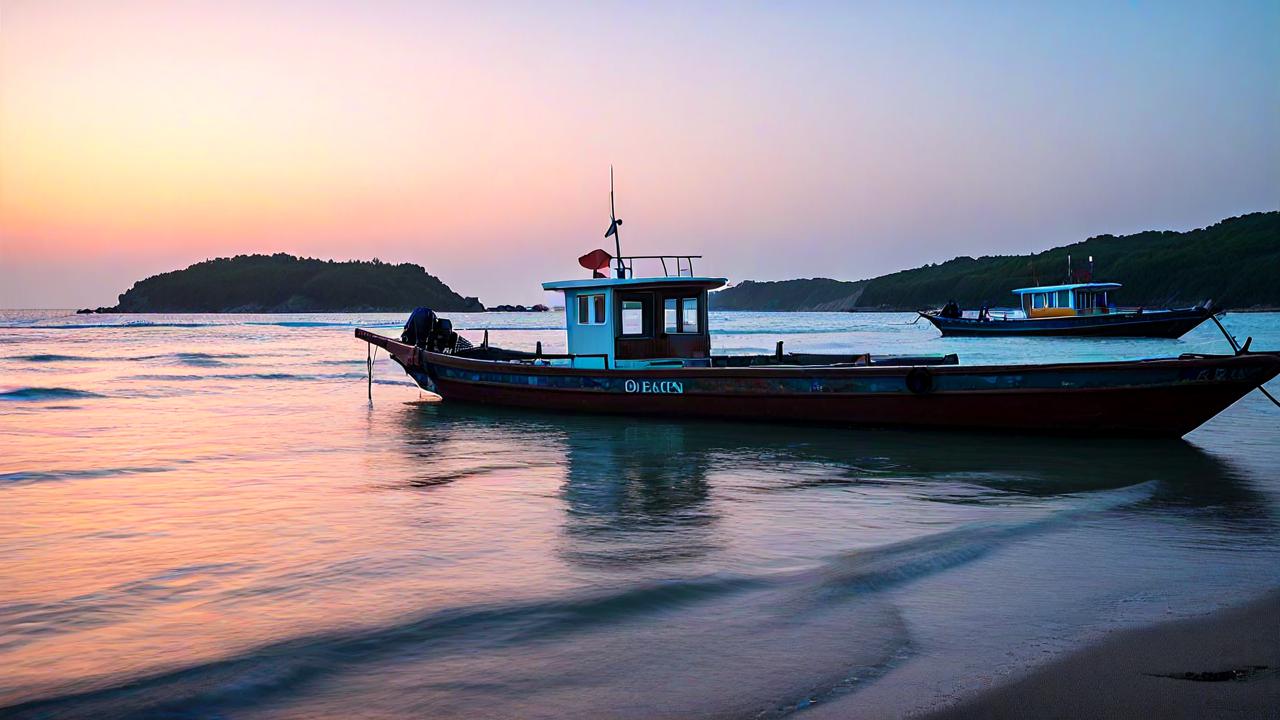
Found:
<box><xmin>921</xmin><ymin>281</ymin><xmax>1218</xmax><ymax>337</ymax></box>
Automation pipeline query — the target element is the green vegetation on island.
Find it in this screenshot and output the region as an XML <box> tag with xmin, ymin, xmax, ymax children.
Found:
<box><xmin>711</xmin><ymin>211</ymin><xmax>1279</xmax><ymax>311</ymax></box>
<box><xmin>102</xmin><ymin>253</ymin><xmax>484</xmax><ymax>313</ymax></box>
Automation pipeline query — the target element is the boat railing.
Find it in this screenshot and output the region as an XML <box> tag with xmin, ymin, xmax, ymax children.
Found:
<box><xmin>617</xmin><ymin>255</ymin><xmax>702</xmax><ymax>278</ymax></box>
<box><xmin>531</xmin><ymin>348</ymin><xmax>611</xmax><ymax>369</ymax></box>
<box><xmin>965</xmin><ymin>307</ymin><xmax>1024</xmax><ymax>321</ymax></box>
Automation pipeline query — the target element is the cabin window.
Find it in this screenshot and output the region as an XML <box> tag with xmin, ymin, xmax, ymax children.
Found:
<box><xmin>622</xmin><ymin>301</ymin><xmax>644</xmax><ymax>334</ymax></box>
<box><xmin>1058</xmin><ymin>290</ymin><xmax>1071</xmax><ymax>308</ymax></box>
<box><xmin>681</xmin><ymin>298</ymin><xmax>699</xmax><ymax>333</ymax></box>
<box><xmin>1032</xmin><ymin>293</ymin><xmax>1046</xmax><ymax>309</ymax></box>
<box><xmin>663</xmin><ymin>296</ymin><xmax>702</xmax><ymax>334</ymax></box>
<box><xmin>577</xmin><ymin>293</ymin><xmax>606</xmax><ymax>325</ymax></box>
<box><xmin>619</xmin><ymin>294</ymin><xmax>652</xmax><ymax>336</ymax></box>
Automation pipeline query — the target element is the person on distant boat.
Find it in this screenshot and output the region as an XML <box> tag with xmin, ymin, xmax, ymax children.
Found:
<box><xmin>978</xmin><ymin>305</ymin><xmax>989</xmax><ymax>322</ymax></box>
<box><xmin>940</xmin><ymin>301</ymin><xmax>961</xmax><ymax>319</ymax></box>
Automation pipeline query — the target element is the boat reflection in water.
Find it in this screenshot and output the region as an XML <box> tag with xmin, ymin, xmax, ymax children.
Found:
<box><xmin>391</xmin><ymin>401</ymin><xmax>1270</xmax><ymax>553</ymax></box>
<box><xmin>353</xmin><ymin>401</ymin><xmax>1277</xmax><ymax>717</ymax></box>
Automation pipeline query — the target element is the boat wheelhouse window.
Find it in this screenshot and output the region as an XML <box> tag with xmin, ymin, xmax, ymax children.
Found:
<box><xmin>622</xmin><ymin>300</ymin><xmax>643</xmax><ymax>334</ymax></box>
<box><xmin>662</xmin><ymin>295</ymin><xmax>702</xmax><ymax>334</ymax></box>
<box><xmin>681</xmin><ymin>297</ymin><xmax>699</xmax><ymax>333</ymax></box>
<box><xmin>619</xmin><ymin>294</ymin><xmax>653</xmax><ymax>337</ymax></box>
<box><xmin>1032</xmin><ymin>293</ymin><xmax>1046</xmax><ymax>309</ymax></box>
<box><xmin>577</xmin><ymin>293</ymin><xmax>606</xmax><ymax>325</ymax></box>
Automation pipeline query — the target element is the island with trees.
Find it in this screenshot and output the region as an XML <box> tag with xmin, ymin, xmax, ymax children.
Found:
<box><xmin>94</xmin><ymin>254</ymin><xmax>484</xmax><ymax>313</ymax></box>
<box><xmin>711</xmin><ymin>211</ymin><xmax>1279</xmax><ymax>311</ymax></box>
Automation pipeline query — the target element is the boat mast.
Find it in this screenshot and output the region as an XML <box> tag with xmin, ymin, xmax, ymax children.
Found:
<box><xmin>607</xmin><ymin>165</ymin><xmax>624</xmax><ymax>278</ymax></box>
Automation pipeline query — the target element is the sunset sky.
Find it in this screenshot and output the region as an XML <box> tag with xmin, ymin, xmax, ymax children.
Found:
<box><xmin>2</xmin><ymin>0</ymin><xmax>1277</xmax><ymax>307</ymax></box>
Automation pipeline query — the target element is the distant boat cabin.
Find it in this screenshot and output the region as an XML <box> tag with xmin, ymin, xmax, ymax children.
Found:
<box><xmin>1012</xmin><ymin>282</ymin><xmax>1120</xmax><ymax>318</ymax></box>
<box><xmin>543</xmin><ymin>264</ymin><xmax>727</xmax><ymax>369</ymax></box>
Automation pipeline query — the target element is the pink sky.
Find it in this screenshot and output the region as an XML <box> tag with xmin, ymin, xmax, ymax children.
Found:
<box><xmin>2</xmin><ymin>0</ymin><xmax>1277</xmax><ymax>307</ymax></box>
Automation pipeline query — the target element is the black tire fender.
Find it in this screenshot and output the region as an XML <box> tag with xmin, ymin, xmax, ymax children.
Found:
<box><xmin>905</xmin><ymin>367</ymin><xmax>934</xmax><ymax>395</ymax></box>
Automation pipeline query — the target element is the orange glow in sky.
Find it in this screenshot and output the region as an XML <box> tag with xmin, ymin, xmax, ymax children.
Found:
<box><xmin>2</xmin><ymin>1</ymin><xmax>1277</xmax><ymax>306</ymax></box>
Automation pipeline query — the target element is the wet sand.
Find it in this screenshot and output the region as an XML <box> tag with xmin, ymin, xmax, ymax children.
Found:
<box><xmin>923</xmin><ymin>590</ymin><xmax>1280</xmax><ymax>719</ymax></box>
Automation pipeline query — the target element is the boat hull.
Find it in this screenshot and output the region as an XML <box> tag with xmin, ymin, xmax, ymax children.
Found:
<box><xmin>921</xmin><ymin>307</ymin><xmax>1214</xmax><ymax>338</ymax></box>
<box><xmin>427</xmin><ymin>372</ymin><xmax>1262</xmax><ymax>437</ymax></box>
<box><xmin>358</xmin><ymin>331</ymin><xmax>1279</xmax><ymax>438</ymax></box>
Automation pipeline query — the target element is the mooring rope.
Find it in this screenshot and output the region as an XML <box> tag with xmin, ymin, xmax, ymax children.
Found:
<box><xmin>1207</xmin><ymin>313</ymin><xmax>1279</xmax><ymax>409</ymax></box>
<box><xmin>1208</xmin><ymin>312</ymin><xmax>1242</xmax><ymax>353</ymax></box>
<box><xmin>1259</xmin><ymin>384</ymin><xmax>1280</xmax><ymax>409</ymax></box>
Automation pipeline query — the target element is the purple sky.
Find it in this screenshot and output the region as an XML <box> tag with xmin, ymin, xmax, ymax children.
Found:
<box><xmin>2</xmin><ymin>0</ymin><xmax>1277</xmax><ymax>307</ymax></box>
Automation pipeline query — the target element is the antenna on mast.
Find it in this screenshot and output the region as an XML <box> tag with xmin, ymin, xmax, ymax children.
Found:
<box><xmin>605</xmin><ymin>165</ymin><xmax>624</xmax><ymax>278</ymax></box>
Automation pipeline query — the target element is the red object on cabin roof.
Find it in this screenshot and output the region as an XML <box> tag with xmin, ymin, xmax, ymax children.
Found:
<box><xmin>578</xmin><ymin>249</ymin><xmax>612</xmax><ymax>278</ymax></box>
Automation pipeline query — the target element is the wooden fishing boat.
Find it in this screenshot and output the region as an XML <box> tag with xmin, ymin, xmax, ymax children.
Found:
<box><xmin>920</xmin><ymin>278</ymin><xmax>1218</xmax><ymax>338</ymax></box>
<box><xmin>356</xmin><ymin>177</ymin><xmax>1278</xmax><ymax>437</ymax></box>
<box><xmin>357</xmin><ymin>263</ymin><xmax>1278</xmax><ymax>438</ymax></box>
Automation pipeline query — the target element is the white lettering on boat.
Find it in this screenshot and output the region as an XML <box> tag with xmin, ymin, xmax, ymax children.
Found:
<box><xmin>623</xmin><ymin>379</ymin><xmax>684</xmax><ymax>394</ymax></box>
<box><xmin>1190</xmin><ymin>367</ymin><xmax>1252</xmax><ymax>383</ymax></box>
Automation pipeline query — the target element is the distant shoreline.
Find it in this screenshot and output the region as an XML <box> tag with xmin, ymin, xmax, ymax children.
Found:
<box><xmin>39</xmin><ymin>305</ymin><xmax>1280</xmax><ymax>315</ymax></box>
<box><xmin>715</xmin><ymin>305</ymin><xmax>1280</xmax><ymax>313</ymax></box>
<box><xmin>711</xmin><ymin>211</ymin><xmax>1278</xmax><ymax>312</ymax></box>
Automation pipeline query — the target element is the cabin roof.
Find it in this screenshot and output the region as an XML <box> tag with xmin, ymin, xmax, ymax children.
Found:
<box><xmin>1011</xmin><ymin>282</ymin><xmax>1121</xmax><ymax>294</ymax></box>
<box><xmin>542</xmin><ymin>276</ymin><xmax>728</xmax><ymax>292</ymax></box>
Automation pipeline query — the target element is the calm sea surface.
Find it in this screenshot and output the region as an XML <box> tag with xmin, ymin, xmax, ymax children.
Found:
<box><xmin>2</xmin><ymin>310</ymin><xmax>1278</xmax><ymax>718</ymax></box>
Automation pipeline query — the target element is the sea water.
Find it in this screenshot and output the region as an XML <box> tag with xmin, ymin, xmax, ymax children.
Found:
<box><xmin>1</xmin><ymin>310</ymin><xmax>1277</xmax><ymax>718</ymax></box>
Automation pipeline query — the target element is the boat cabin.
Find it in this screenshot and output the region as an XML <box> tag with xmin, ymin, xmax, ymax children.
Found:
<box><xmin>1012</xmin><ymin>282</ymin><xmax>1120</xmax><ymax>318</ymax></box>
<box><xmin>543</xmin><ymin>260</ymin><xmax>727</xmax><ymax>369</ymax></box>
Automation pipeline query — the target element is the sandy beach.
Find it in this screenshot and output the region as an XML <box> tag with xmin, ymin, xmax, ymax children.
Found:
<box><xmin>924</xmin><ymin>590</ymin><xmax>1280</xmax><ymax>719</ymax></box>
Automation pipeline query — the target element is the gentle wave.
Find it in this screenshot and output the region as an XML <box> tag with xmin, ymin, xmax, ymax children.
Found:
<box><xmin>126</xmin><ymin>371</ymin><xmax>375</xmax><ymax>383</ymax></box>
<box><xmin>0</xmin><ymin>466</ymin><xmax>176</xmax><ymax>487</ymax></box>
<box><xmin>0</xmin><ymin>483</ymin><xmax>1153</xmax><ymax>717</ymax></box>
<box><xmin>0</xmin><ymin>387</ymin><xmax>103</xmax><ymax>401</ymax></box>
<box><xmin>0</xmin><ymin>561</ymin><xmax>250</xmax><ymax>656</ymax></box>
<box><xmin>1</xmin><ymin>322</ymin><xmax>212</xmax><ymax>329</ymax></box>
<box><xmin>0</xmin><ymin>574</ymin><xmax>759</xmax><ymax>717</ymax></box>
<box><xmin>4</xmin><ymin>353</ymin><xmax>96</xmax><ymax>363</ymax></box>
<box><xmin>5</xmin><ymin>352</ymin><xmax>251</xmax><ymax>365</ymax></box>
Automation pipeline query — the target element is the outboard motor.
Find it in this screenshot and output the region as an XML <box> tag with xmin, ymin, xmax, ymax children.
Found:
<box><xmin>430</xmin><ymin>318</ymin><xmax>455</xmax><ymax>352</ymax></box>
<box><xmin>401</xmin><ymin>307</ymin><xmax>437</xmax><ymax>347</ymax></box>
<box><xmin>427</xmin><ymin>318</ymin><xmax>474</xmax><ymax>353</ymax></box>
